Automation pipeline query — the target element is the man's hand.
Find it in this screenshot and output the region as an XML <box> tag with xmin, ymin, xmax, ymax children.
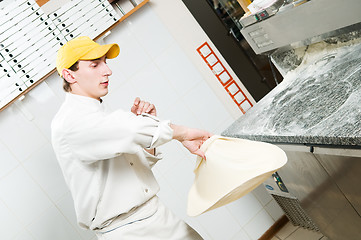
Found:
<box><xmin>131</xmin><ymin>97</ymin><xmax>157</xmax><ymax>156</ymax></box>
<box><xmin>131</xmin><ymin>97</ymin><xmax>157</xmax><ymax>116</ymax></box>
<box><xmin>171</xmin><ymin>124</ymin><xmax>212</xmax><ymax>159</ymax></box>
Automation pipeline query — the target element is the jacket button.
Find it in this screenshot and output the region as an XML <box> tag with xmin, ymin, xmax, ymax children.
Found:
<box><xmin>130</xmin><ymin>162</ymin><xmax>134</xmax><ymax>166</ymax></box>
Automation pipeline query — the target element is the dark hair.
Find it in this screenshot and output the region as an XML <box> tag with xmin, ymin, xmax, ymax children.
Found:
<box><xmin>62</xmin><ymin>61</ymin><xmax>79</xmax><ymax>92</ymax></box>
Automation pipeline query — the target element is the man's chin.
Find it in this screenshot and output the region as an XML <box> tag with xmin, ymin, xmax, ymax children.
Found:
<box><xmin>100</xmin><ymin>90</ymin><xmax>109</xmax><ymax>98</ymax></box>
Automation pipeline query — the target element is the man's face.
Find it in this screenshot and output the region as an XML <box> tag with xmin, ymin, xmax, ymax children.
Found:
<box><xmin>72</xmin><ymin>55</ymin><xmax>112</xmax><ymax>100</ymax></box>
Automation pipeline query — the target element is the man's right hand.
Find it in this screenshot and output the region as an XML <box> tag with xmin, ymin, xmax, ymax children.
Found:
<box><xmin>170</xmin><ymin>124</ymin><xmax>212</xmax><ymax>159</ymax></box>
<box><xmin>131</xmin><ymin>97</ymin><xmax>157</xmax><ymax>116</ymax></box>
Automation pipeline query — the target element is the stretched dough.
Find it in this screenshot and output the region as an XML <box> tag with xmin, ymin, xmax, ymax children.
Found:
<box><xmin>187</xmin><ymin>135</ymin><xmax>287</xmax><ymax>216</ymax></box>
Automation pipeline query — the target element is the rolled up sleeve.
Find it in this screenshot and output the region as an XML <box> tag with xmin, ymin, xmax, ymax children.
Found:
<box><xmin>66</xmin><ymin>110</ymin><xmax>173</xmax><ymax>163</ymax></box>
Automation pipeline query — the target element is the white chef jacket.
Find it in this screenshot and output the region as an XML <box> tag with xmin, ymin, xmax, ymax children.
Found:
<box><xmin>51</xmin><ymin>93</ymin><xmax>173</xmax><ymax>230</ymax></box>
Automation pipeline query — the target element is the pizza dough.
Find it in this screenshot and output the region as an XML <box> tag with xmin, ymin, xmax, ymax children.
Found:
<box><xmin>187</xmin><ymin>135</ymin><xmax>287</xmax><ymax>216</ymax></box>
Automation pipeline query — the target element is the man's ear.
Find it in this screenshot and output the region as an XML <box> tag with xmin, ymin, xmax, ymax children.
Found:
<box><xmin>62</xmin><ymin>68</ymin><xmax>76</xmax><ymax>84</ymax></box>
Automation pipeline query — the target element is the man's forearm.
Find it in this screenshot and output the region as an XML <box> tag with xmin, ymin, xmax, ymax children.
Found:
<box><xmin>170</xmin><ymin>123</ymin><xmax>187</xmax><ymax>142</ymax></box>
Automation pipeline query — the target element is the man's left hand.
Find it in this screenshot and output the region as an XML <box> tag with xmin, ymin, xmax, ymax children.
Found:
<box><xmin>131</xmin><ymin>97</ymin><xmax>157</xmax><ymax>116</ymax></box>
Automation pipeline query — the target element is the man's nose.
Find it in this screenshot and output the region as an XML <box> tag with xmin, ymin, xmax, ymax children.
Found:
<box><xmin>104</xmin><ymin>63</ymin><xmax>112</xmax><ymax>76</ymax></box>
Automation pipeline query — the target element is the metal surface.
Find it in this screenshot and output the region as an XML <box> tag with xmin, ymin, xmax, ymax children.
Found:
<box><xmin>263</xmin><ymin>171</ymin><xmax>320</xmax><ymax>230</ymax></box>
<box><xmin>239</xmin><ymin>0</ymin><xmax>285</xmax><ymax>27</ymax></box>
<box><xmin>272</xmin><ymin>194</ymin><xmax>319</xmax><ymax>231</ymax></box>
<box><xmin>313</xmin><ymin>146</ymin><xmax>361</xmax><ymax>216</ymax></box>
<box><xmin>266</xmin><ymin>144</ymin><xmax>361</xmax><ymax>240</ymax></box>
<box><xmin>240</xmin><ymin>0</ymin><xmax>361</xmax><ymax>54</ymax></box>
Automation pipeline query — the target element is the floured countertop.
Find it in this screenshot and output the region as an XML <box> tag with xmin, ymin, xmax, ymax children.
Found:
<box><xmin>222</xmin><ymin>37</ymin><xmax>361</xmax><ymax>147</ymax></box>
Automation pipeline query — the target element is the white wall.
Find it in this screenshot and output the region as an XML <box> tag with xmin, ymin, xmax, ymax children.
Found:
<box><xmin>0</xmin><ymin>1</ymin><xmax>284</xmax><ymax>240</ymax></box>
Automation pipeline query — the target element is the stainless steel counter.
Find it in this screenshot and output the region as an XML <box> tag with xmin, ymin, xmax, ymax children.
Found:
<box><xmin>270</xmin><ymin>144</ymin><xmax>361</xmax><ymax>240</ymax></box>
<box><xmin>222</xmin><ymin>37</ymin><xmax>361</xmax><ymax>239</ymax></box>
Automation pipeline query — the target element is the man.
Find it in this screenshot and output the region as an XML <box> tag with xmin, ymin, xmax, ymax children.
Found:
<box><xmin>51</xmin><ymin>36</ymin><xmax>211</xmax><ymax>239</ymax></box>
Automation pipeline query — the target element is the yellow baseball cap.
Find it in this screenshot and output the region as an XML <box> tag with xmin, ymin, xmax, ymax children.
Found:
<box><xmin>56</xmin><ymin>36</ymin><xmax>120</xmax><ymax>77</ymax></box>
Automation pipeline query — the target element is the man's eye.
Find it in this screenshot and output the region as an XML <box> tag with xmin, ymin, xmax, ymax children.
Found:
<box><xmin>91</xmin><ymin>64</ymin><xmax>98</xmax><ymax>67</ymax></box>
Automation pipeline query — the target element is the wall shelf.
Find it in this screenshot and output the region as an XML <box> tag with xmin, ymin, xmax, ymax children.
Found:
<box><xmin>0</xmin><ymin>0</ymin><xmax>149</xmax><ymax>113</ymax></box>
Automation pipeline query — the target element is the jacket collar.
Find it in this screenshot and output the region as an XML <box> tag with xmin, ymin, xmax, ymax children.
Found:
<box><xmin>65</xmin><ymin>93</ymin><xmax>104</xmax><ymax>112</ymax></box>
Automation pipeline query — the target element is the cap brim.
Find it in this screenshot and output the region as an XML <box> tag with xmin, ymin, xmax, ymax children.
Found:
<box><xmin>80</xmin><ymin>43</ymin><xmax>120</xmax><ymax>60</ymax></box>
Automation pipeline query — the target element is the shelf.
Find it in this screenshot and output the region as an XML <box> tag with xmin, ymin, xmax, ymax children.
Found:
<box><xmin>0</xmin><ymin>0</ymin><xmax>149</xmax><ymax>113</ymax></box>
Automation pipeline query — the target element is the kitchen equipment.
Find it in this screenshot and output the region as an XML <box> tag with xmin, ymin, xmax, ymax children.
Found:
<box><xmin>263</xmin><ymin>144</ymin><xmax>361</xmax><ymax>240</ymax></box>
<box><xmin>239</xmin><ymin>0</ymin><xmax>361</xmax><ymax>54</ymax></box>
<box><xmin>263</xmin><ymin>172</ymin><xmax>320</xmax><ymax>231</ymax></box>
<box><xmin>239</xmin><ymin>0</ymin><xmax>284</xmax><ymax>27</ymax></box>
